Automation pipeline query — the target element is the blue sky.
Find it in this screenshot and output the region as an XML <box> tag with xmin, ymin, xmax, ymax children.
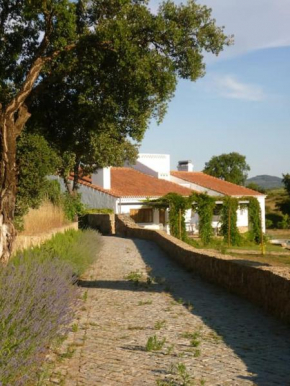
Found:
<box><xmin>140</xmin><ymin>0</ymin><xmax>290</xmax><ymax>178</ymax></box>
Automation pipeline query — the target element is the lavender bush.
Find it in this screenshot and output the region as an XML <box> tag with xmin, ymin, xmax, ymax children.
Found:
<box><xmin>0</xmin><ymin>258</ymin><xmax>78</xmax><ymax>385</ymax></box>
<box><xmin>0</xmin><ymin>230</ymin><xmax>101</xmax><ymax>385</ymax></box>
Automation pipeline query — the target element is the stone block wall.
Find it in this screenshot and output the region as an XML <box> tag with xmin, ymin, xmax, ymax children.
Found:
<box><xmin>13</xmin><ymin>222</ymin><xmax>78</xmax><ymax>254</ymax></box>
<box><xmin>84</xmin><ymin>214</ymin><xmax>115</xmax><ymax>235</ymax></box>
<box><xmin>115</xmin><ymin>214</ymin><xmax>290</xmax><ymax>324</ymax></box>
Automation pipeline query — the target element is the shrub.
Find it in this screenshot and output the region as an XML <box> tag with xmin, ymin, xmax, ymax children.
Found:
<box><xmin>0</xmin><ymin>229</ymin><xmax>101</xmax><ymax>384</ymax></box>
<box><xmin>0</xmin><ymin>258</ymin><xmax>78</xmax><ymax>385</ymax></box>
<box><xmin>15</xmin><ymin>133</ymin><xmax>61</xmax><ymax>230</ymax></box>
<box><xmin>266</xmin><ymin>212</ymin><xmax>284</xmax><ymax>229</ymax></box>
<box><xmin>15</xmin><ymin>229</ymin><xmax>102</xmax><ymax>276</ymax></box>
<box><xmin>62</xmin><ymin>192</ymin><xmax>86</xmax><ymax>222</ymax></box>
<box><xmin>265</xmin><ymin>219</ymin><xmax>273</xmax><ymax>229</ymax></box>
<box><xmin>277</xmin><ymin>214</ymin><xmax>290</xmax><ymax>229</ymax></box>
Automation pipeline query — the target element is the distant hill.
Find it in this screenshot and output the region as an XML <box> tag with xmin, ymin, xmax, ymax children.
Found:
<box><xmin>246</xmin><ymin>175</ymin><xmax>283</xmax><ymax>190</ymax></box>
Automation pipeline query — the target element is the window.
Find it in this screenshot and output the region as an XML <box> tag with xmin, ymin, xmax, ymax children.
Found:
<box><xmin>130</xmin><ymin>208</ymin><xmax>153</xmax><ymax>223</ymax></box>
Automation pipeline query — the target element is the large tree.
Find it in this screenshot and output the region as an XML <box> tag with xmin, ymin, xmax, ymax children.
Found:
<box><xmin>203</xmin><ymin>152</ymin><xmax>250</xmax><ymax>185</ymax></box>
<box><xmin>0</xmin><ymin>0</ymin><xmax>230</xmax><ymax>261</ymax></box>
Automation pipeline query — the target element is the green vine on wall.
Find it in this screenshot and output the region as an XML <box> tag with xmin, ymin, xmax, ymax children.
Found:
<box><xmin>191</xmin><ymin>193</ymin><xmax>215</xmax><ymax>245</ymax></box>
<box><xmin>242</xmin><ymin>196</ymin><xmax>262</xmax><ymax>244</ymax></box>
<box><xmin>148</xmin><ymin>193</ymin><xmax>190</xmax><ymax>241</ymax></box>
<box><xmin>220</xmin><ymin>197</ymin><xmax>241</xmax><ymax>246</ymax></box>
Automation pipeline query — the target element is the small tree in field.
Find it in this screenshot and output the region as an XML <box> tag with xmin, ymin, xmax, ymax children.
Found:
<box><xmin>203</xmin><ymin>152</ymin><xmax>250</xmax><ymax>185</ymax></box>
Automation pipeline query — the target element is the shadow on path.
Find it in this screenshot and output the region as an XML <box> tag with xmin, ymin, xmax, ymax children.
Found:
<box><xmin>78</xmin><ymin>279</ymin><xmax>161</xmax><ymax>292</ymax></box>
<box><xmin>130</xmin><ymin>238</ymin><xmax>290</xmax><ymax>386</ymax></box>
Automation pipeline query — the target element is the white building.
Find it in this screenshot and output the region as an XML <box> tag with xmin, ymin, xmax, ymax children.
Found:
<box><xmin>68</xmin><ymin>153</ymin><xmax>266</xmax><ymax>233</ymax></box>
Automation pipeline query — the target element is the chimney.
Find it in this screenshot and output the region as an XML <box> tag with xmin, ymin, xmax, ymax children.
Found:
<box><xmin>91</xmin><ymin>167</ymin><xmax>111</xmax><ymax>189</ymax></box>
<box><xmin>177</xmin><ymin>160</ymin><xmax>194</xmax><ymax>172</ymax></box>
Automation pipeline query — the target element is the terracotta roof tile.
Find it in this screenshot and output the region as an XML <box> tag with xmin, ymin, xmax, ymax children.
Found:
<box><xmin>171</xmin><ymin>171</ymin><xmax>264</xmax><ymax>197</ymax></box>
<box><xmin>110</xmin><ymin>168</ymin><xmax>193</xmax><ymax>197</ymax></box>
<box><xmin>71</xmin><ymin>168</ymin><xmax>194</xmax><ymax>198</ymax></box>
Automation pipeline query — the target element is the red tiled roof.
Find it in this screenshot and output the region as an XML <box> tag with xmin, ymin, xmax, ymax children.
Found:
<box><xmin>171</xmin><ymin>171</ymin><xmax>264</xmax><ymax>197</ymax></box>
<box><xmin>68</xmin><ymin>175</ymin><xmax>119</xmax><ymax>197</ymax></box>
<box><xmin>71</xmin><ymin>168</ymin><xmax>194</xmax><ymax>198</ymax></box>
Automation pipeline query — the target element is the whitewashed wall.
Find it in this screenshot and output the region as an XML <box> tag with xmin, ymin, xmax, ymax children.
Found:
<box><xmin>131</xmin><ymin>154</ymin><xmax>171</xmax><ymax>180</ymax></box>
<box><xmin>78</xmin><ymin>184</ymin><xmax>117</xmax><ymax>211</ymax></box>
<box><xmin>257</xmin><ymin>196</ymin><xmax>266</xmax><ymax>232</ymax></box>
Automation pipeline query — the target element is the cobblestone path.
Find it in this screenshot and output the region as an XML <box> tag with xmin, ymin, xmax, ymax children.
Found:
<box><xmin>46</xmin><ymin>236</ymin><xmax>290</xmax><ymax>386</ymax></box>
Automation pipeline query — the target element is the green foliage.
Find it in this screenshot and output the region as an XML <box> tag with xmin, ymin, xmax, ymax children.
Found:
<box><xmin>145</xmin><ymin>335</ymin><xmax>166</xmax><ymax>351</ymax></box>
<box><xmin>220</xmin><ymin>197</ymin><xmax>241</xmax><ymax>246</ymax></box>
<box><xmin>277</xmin><ymin>214</ymin><xmax>290</xmax><ymax>229</ymax></box>
<box><xmin>0</xmin><ymin>229</ymin><xmax>101</xmax><ymax>384</ymax></box>
<box><xmin>276</xmin><ymin>174</ymin><xmax>290</xmax><ymax>218</ymax></box>
<box><xmin>203</xmin><ymin>152</ymin><xmax>250</xmax><ymax>185</ymax></box>
<box><xmin>62</xmin><ymin>192</ymin><xmax>85</xmax><ymax>222</ymax></box>
<box><xmin>125</xmin><ymin>271</ymin><xmax>143</xmax><ymax>285</ymax></box>
<box><xmin>191</xmin><ymin>193</ymin><xmax>215</xmax><ymax>245</ymax></box>
<box><xmin>173</xmin><ymin>363</ymin><xmax>192</xmax><ymax>386</ymax></box>
<box><xmin>265</xmin><ymin>219</ymin><xmax>273</xmax><ymax>229</ymax></box>
<box><xmin>24</xmin><ymin>0</ymin><xmax>230</xmax><ymax>186</ymax></box>
<box><xmin>282</xmin><ymin>174</ymin><xmax>290</xmax><ymax>196</ymax></box>
<box><xmin>246</xmin><ymin>197</ymin><xmax>262</xmax><ymax>244</ymax></box>
<box><xmin>14</xmin><ymin>229</ymin><xmax>102</xmax><ymax>276</ymax></box>
<box><xmin>45</xmin><ymin>180</ymin><xmax>63</xmax><ymax>206</ymax></box>
<box><xmin>45</xmin><ymin>180</ymin><xmax>86</xmax><ymax>222</ymax></box>
<box><xmin>15</xmin><ymin>133</ymin><xmax>61</xmax><ymax>229</ymax></box>
<box><xmin>150</xmin><ymin>193</ymin><xmax>191</xmax><ymax>240</ymax></box>
<box><xmin>0</xmin><ymin>0</ymin><xmax>78</xmax><ymax>106</ymax></box>
<box><xmin>246</xmin><ymin>182</ymin><xmax>266</xmax><ymax>194</ymax></box>
<box><xmin>154</xmin><ymin>320</ymin><xmax>166</xmax><ymax>330</ymax></box>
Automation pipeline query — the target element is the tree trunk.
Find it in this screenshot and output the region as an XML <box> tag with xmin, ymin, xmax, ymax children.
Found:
<box><xmin>0</xmin><ymin>41</ymin><xmax>76</xmax><ymax>262</ymax></box>
<box><xmin>0</xmin><ymin>115</ymin><xmax>18</xmax><ymax>262</ymax></box>
<box><xmin>72</xmin><ymin>159</ymin><xmax>80</xmax><ymax>192</ymax></box>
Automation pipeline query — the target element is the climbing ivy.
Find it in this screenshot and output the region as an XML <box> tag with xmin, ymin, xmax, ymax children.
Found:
<box><xmin>243</xmin><ymin>196</ymin><xmax>262</xmax><ymax>244</ymax></box>
<box><xmin>191</xmin><ymin>193</ymin><xmax>215</xmax><ymax>245</ymax></box>
<box><xmin>148</xmin><ymin>193</ymin><xmax>190</xmax><ymax>241</ymax></box>
<box><xmin>220</xmin><ymin>197</ymin><xmax>241</xmax><ymax>246</ymax></box>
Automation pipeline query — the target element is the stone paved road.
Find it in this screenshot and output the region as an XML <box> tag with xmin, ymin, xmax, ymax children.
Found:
<box><xmin>46</xmin><ymin>236</ymin><xmax>290</xmax><ymax>386</ymax></box>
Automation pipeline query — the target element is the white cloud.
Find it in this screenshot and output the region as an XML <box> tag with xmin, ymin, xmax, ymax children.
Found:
<box><xmin>150</xmin><ymin>0</ymin><xmax>290</xmax><ymax>60</ymax></box>
<box><xmin>211</xmin><ymin>75</ymin><xmax>266</xmax><ymax>101</ymax></box>
<box><xmin>199</xmin><ymin>0</ymin><xmax>290</xmax><ymax>59</ymax></box>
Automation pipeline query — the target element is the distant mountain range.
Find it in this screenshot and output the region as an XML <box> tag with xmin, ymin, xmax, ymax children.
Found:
<box><xmin>246</xmin><ymin>175</ymin><xmax>283</xmax><ymax>190</ymax></box>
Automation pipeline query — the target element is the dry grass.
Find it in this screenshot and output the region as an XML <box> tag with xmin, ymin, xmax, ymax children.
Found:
<box><xmin>21</xmin><ymin>201</ymin><xmax>69</xmax><ymax>236</ymax></box>
<box><xmin>267</xmin><ymin>229</ymin><xmax>290</xmax><ymax>239</ymax></box>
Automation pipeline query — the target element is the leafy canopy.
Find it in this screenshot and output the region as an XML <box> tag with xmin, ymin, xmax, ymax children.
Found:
<box><xmin>0</xmin><ymin>0</ymin><xmax>78</xmax><ymax>106</ymax></box>
<box><xmin>282</xmin><ymin>174</ymin><xmax>290</xmax><ymax>196</ymax></box>
<box><xmin>203</xmin><ymin>152</ymin><xmax>250</xmax><ymax>185</ymax></box>
<box><xmin>16</xmin><ymin>0</ymin><xmax>231</xmax><ymax>187</ymax></box>
<box><xmin>277</xmin><ymin>174</ymin><xmax>290</xmax><ymax>216</ymax></box>
<box><xmin>15</xmin><ymin>132</ymin><xmax>61</xmax><ymax>228</ymax></box>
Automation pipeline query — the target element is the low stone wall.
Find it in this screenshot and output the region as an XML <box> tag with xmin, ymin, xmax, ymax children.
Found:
<box><xmin>115</xmin><ymin>214</ymin><xmax>290</xmax><ymax>324</ymax></box>
<box><xmin>83</xmin><ymin>214</ymin><xmax>115</xmax><ymax>235</ymax></box>
<box><xmin>13</xmin><ymin>222</ymin><xmax>78</xmax><ymax>254</ymax></box>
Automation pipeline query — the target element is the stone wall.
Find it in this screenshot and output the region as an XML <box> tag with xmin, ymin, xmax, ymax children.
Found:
<box><xmin>13</xmin><ymin>222</ymin><xmax>79</xmax><ymax>254</ymax></box>
<box><xmin>84</xmin><ymin>214</ymin><xmax>115</xmax><ymax>235</ymax></box>
<box><xmin>115</xmin><ymin>214</ymin><xmax>290</xmax><ymax>324</ymax></box>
